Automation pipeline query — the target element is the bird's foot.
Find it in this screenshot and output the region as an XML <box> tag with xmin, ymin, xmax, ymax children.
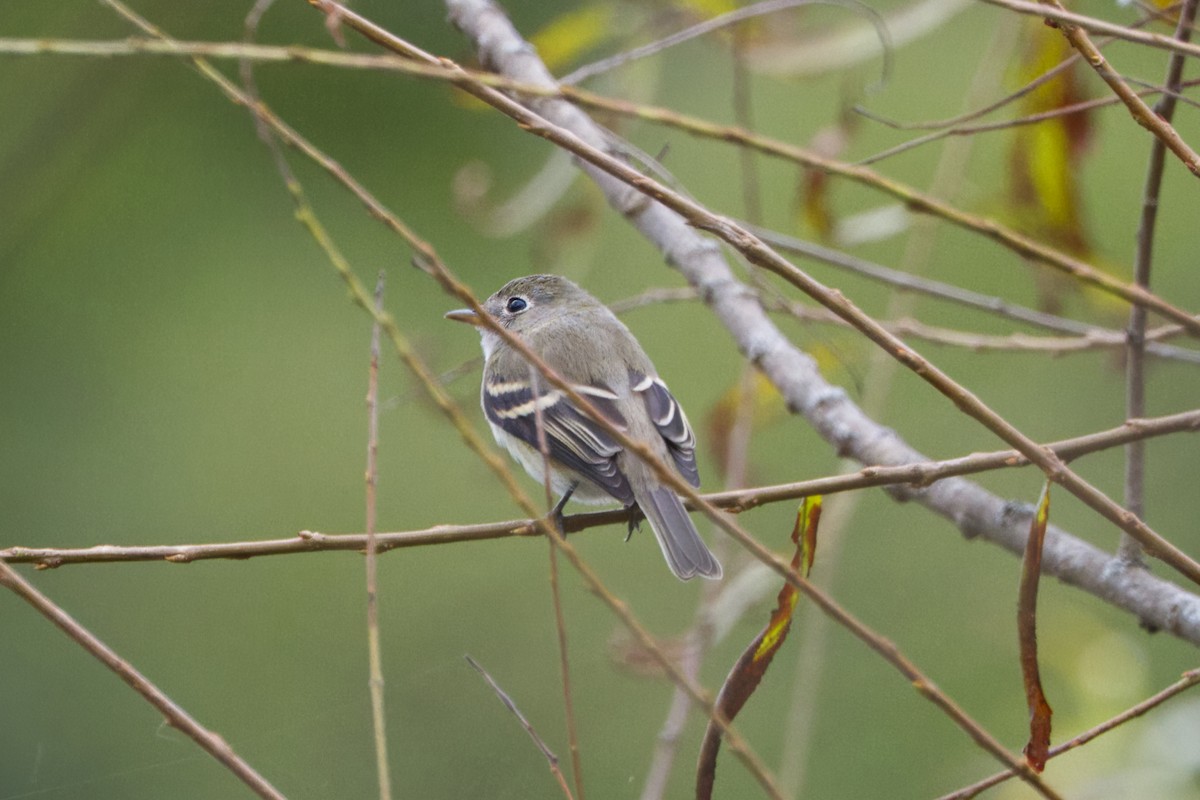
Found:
<box><xmin>549</xmin><ymin>483</ymin><xmax>578</xmax><ymax>534</ymax></box>
<box><xmin>624</xmin><ymin>505</ymin><xmax>644</xmax><ymax>542</ymax></box>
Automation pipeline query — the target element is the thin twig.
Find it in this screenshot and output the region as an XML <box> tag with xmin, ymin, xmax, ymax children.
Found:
<box><xmin>611</xmin><ymin>280</ymin><xmax>1200</xmax><ymax>363</ymax></box>
<box><xmin>0</xmin><ymin>560</ymin><xmax>288</xmax><ymax>800</ymax></box>
<box><xmin>1121</xmin><ymin>0</ymin><xmax>1200</xmax><ymax>564</ymax></box>
<box><xmin>749</xmin><ymin>224</ymin><xmax>1200</xmax><ymax>357</ymax></box>
<box><xmin>365</xmin><ymin>272</ymin><xmax>393</xmax><ymax>800</ymax></box>
<box><xmin>975</xmin><ymin>0</ymin><xmax>1200</xmax><ymax>60</ymax></box>
<box><xmin>559</xmin><ymin>0</ymin><xmax>890</xmax><ymax>86</ymax></box>
<box><xmin>465</xmin><ymin>655</ymin><xmax>576</xmax><ymax>800</ymax></box>
<box><xmin>325</xmin><ymin>0</ymin><xmax>1200</xmax><ymax>590</ymax></box>
<box><xmin>6</xmin><ymin>408</ymin><xmax>1197</xmax><ymax>564</ymax></box>
<box><xmin>530</xmin><ymin>367</ymin><xmax>586</xmax><ymax>800</ymax></box>
<box><xmin>441</xmin><ymin>1</ymin><xmax>1200</xmax><ymax>584</ymax></box>
<box><xmin>101</xmin><ymin>3</ymin><xmax>786</xmax><ymax>790</ymax></box>
<box><xmin>5</xmin><ymin>34</ymin><xmax>1197</xmax><ymax>327</ymax></box>
<box><xmin>855</xmin><ymin>38</ymin><xmax>1083</xmax><ymax>132</ymax></box>
<box><xmin>936</xmin><ymin>667</ymin><xmax>1200</xmax><ymax>800</ymax></box>
<box><xmin>1034</xmin><ymin>0</ymin><xmax>1200</xmax><ymax>177</ymax></box>
<box><xmin>880</xmin><ymin>316</ymin><xmax>1200</xmax><ymax>360</ymax></box>
<box><xmin>858</xmin><ymin>75</ymin><xmax>1200</xmax><ymax>166</ymax></box>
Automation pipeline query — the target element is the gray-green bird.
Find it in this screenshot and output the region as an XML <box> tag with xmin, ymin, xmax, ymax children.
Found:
<box><xmin>445</xmin><ymin>274</ymin><xmax>722</xmax><ymax>580</ymax></box>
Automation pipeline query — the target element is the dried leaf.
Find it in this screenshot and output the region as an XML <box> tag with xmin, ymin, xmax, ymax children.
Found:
<box><xmin>801</xmin><ymin>169</ymin><xmax>835</xmax><ymax>241</ymax></box>
<box><xmin>1018</xmin><ymin>483</ymin><xmax>1053</xmax><ymax>771</ymax></box>
<box><xmin>797</xmin><ymin>120</ymin><xmax>854</xmax><ymax>242</ymax></box>
<box><xmin>1006</xmin><ymin>23</ymin><xmax>1095</xmax><ymax>313</ymax></box>
<box><xmin>607</xmin><ymin>630</ymin><xmax>689</xmax><ymax>679</ymax></box>
<box><xmin>696</xmin><ymin>496</ymin><xmax>822</xmax><ymax>799</ymax></box>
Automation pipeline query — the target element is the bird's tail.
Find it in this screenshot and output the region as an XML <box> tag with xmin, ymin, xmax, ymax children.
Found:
<box><xmin>639</xmin><ymin>486</ymin><xmax>723</xmax><ymax>580</ymax></box>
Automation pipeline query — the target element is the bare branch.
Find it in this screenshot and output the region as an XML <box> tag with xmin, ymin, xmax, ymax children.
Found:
<box><xmin>1122</xmin><ymin>0</ymin><xmax>1200</xmax><ymax>563</ymax></box>
<box><xmin>6</xmin><ymin>33</ymin><xmax>1196</xmax><ymax>329</ymax></box>
<box><xmin>976</xmin><ymin>0</ymin><xmax>1200</xmax><ymax>60</ymax></box>
<box><xmin>0</xmin><ymin>561</ymin><xmax>287</xmax><ymax>800</ymax></box>
<box><xmin>465</xmin><ymin>655</ymin><xmax>576</xmax><ymax>800</ymax></box>
<box><xmin>365</xmin><ymin>272</ymin><xmax>393</xmax><ymax>800</ymax></box>
<box><xmin>1035</xmin><ymin>0</ymin><xmax>1200</xmax><ymax>177</ymax></box>
<box><xmin>937</xmin><ymin>667</ymin><xmax>1200</xmax><ymax>799</ymax></box>
<box><xmin>6</xmin><ymin>409</ymin><xmax>1194</xmax><ymax>563</ymax></box>
<box><xmin>317</xmin><ymin>0</ymin><xmax>1200</xmax><ymax>645</ymax></box>
<box><xmin>560</xmin><ymin>0</ymin><xmax>890</xmax><ymax>86</ymax></box>
<box><xmin>327</xmin><ymin>0</ymin><xmax>1200</xmax><ymax>584</ymax></box>
<box><xmin>6</xmin><ymin>410</ymin><xmax>1199</xmax><ymax>645</ymax></box>
<box><xmin>611</xmin><ymin>279</ymin><xmax>1200</xmax><ymax>363</ymax></box>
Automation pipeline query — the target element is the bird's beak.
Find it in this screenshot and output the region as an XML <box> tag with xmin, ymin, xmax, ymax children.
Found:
<box><xmin>444</xmin><ymin>308</ymin><xmax>482</xmax><ymax>326</ymax></box>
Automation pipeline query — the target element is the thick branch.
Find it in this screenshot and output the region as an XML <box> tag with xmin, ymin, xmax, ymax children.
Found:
<box><xmin>322</xmin><ymin>0</ymin><xmax>1200</xmax><ymax>587</ymax></box>
<box><xmin>438</xmin><ymin>0</ymin><xmax>1200</xmax><ymax>642</ymax></box>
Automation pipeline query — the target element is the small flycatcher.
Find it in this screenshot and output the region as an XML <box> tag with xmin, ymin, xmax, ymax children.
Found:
<box><xmin>446</xmin><ymin>274</ymin><xmax>722</xmax><ymax>580</ymax></box>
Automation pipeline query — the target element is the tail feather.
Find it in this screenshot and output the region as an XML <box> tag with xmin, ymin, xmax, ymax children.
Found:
<box><xmin>639</xmin><ymin>487</ymin><xmax>723</xmax><ymax>580</ymax></box>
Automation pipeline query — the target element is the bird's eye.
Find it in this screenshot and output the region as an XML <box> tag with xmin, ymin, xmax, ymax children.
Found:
<box><xmin>506</xmin><ymin>296</ymin><xmax>528</xmax><ymax>313</ymax></box>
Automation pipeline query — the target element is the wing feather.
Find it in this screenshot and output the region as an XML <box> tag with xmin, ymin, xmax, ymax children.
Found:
<box><xmin>483</xmin><ymin>376</ymin><xmax>634</xmax><ymax>503</ymax></box>
<box><xmin>631</xmin><ymin>371</ymin><xmax>700</xmax><ymax>487</ymax></box>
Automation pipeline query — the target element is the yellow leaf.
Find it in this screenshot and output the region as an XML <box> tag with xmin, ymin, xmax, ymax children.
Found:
<box><xmin>676</xmin><ymin>0</ymin><xmax>741</xmax><ymax>17</ymax></box>
<box><xmin>1005</xmin><ymin>23</ymin><xmax>1096</xmax><ymax>312</ymax></box>
<box><xmin>530</xmin><ymin>4</ymin><xmax>615</xmax><ymax>72</ymax></box>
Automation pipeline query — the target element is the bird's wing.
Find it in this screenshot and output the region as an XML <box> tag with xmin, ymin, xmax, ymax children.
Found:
<box><xmin>631</xmin><ymin>372</ymin><xmax>700</xmax><ymax>487</ymax></box>
<box><xmin>483</xmin><ymin>376</ymin><xmax>634</xmax><ymax>503</ymax></box>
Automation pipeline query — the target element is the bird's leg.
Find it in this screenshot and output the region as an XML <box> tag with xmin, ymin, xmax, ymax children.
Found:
<box><xmin>624</xmin><ymin>503</ymin><xmax>644</xmax><ymax>542</ymax></box>
<box><xmin>549</xmin><ymin>482</ymin><xmax>578</xmax><ymax>533</ymax></box>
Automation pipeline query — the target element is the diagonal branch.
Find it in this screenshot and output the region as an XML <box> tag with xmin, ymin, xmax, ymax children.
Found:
<box><xmin>1035</xmin><ymin>0</ymin><xmax>1200</xmax><ymax>177</ymax></box>
<box><xmin>977</xmin><ymin>0</ymin><xmax>1200</xmax><ymax>60</ymax></box>
<box><xmin>325</xmin><ymin>0</ymin><xmax>1200</xmax><ymax>584</ymax></box>
<box><xmin>0</xmin><ymin>560</ymin><xmax>288</xmax><ymax>800</ymax></box>
<box><xmin>98</xmin><ymin>3</ymin><xmax>785</xmax><ymax>796</ymax></box>
<box><xmin>388</xmin><ymin>0</ymin><xmax>1200</xmax><ymax>635</ymax></box>
<box><xmin>4</xmin><ymin>33</ymin><xmax>1196</xmax><ymax>325</ymax></box>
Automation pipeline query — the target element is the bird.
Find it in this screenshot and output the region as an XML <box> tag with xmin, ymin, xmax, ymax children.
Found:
<box><xmin>445</xmin><ymin>274</ymin><xmax>722</xmax><ymax>580</ymax></box>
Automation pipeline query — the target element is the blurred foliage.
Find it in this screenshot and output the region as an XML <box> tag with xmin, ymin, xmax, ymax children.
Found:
<box><xmin>2</xmin><ymin>1</ymin><xmax>1199</xmax><ymax>799</ymax></box>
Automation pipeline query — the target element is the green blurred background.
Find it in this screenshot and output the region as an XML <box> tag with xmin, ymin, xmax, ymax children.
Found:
<box><xmin>2</xmin><ymin>2</ymin><xmax>1198</xmax><ymax>798</ymax></box>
